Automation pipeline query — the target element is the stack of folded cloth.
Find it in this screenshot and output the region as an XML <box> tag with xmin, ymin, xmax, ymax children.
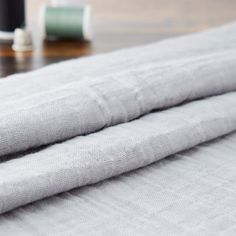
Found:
<box><xmin>0</xmin><ymin>22</ymin><xmax>236</xmax><ymax>235</ymax></box>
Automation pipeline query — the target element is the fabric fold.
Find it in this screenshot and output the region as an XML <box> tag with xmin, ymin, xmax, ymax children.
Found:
<box><xmin>1</xmin><ymin>132</ymin><xmax>236</xmax><ymax>235</ymax></box>
<box><xmin>1</xmin><ymin>22</ymin><xmax>236</xmax><ymax>157</ymax></box>
<box><xmin>1</xmin><ymin>91</ymin><xmax>236</xmax><ymax>214</ymax></box>
<box><xmin>1</xmin><ymin>21</ymin><xmax>236</xmax><ymax>216</ymax></box>
<box><xmin>1</xmin><ymin>21</ymin><xmax>236</xmax><ymax>101</ymax></box>
<box><xmin>1</xmin><ymin>50</ymin><xmax>236</xmax><ymax>157</ymax></box>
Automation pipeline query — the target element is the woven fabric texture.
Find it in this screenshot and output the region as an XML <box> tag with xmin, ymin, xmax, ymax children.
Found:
<box><xmin>1</xmin><ymin>131</ymin><xmax>236</xmax><ymax>235</ymax></box>
<box><xmin>0</xmin><ymin>23</ymin><xmax>236</xmax><ymax>156</ymax></box>
<box><xmin>0</xmin><ymin>22</ymin><xmax>236</xmax><ymax>235</ymax></box>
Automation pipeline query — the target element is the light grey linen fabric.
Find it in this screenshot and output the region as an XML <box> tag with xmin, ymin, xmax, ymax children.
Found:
<box><xmin>1</xmin><ymin>21</ymin><xmax>236</xmax><ymax>100</ymax></box>
<box><xmin>0</xmin><ymin>22</ymin><xmax>236</xmax><ymax>235</ymax></box>
<box><xmin>1</xmin><ymin>131</ymin><xmax>236</xmax><ymax>236</ymax></box>
<box><xmin>1</xmin><ymin>91</ymin><xmax>236</xmax><ymax>214</ymax></box>
<box><xmin>1</xmin><ymin>22</ymin><xmax>236</xmax><ymax>156</ymax></box>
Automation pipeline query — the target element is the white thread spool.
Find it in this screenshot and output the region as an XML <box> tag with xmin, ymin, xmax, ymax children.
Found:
<box><xmin>12</xmin><ymin>28</ymin><xmax>33</xmax><ymax>52</ymax></box>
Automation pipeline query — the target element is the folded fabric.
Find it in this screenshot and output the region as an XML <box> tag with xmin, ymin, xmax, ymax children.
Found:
<box><xmin>1</xmin><ymin>34</ymin><xmax>236</xmax><ymax>157</ymax></box>
<box><xmin>1</xmin><ymin>21</ymin><xmax>236</xmax><ymax>101</ymax></box>
<box><xmin>1</xmin><ymin>91</ymin><xmax>236</xmax><ymax>214</ymax></box>
<box><xmin>0</xmin><ymin>21</ymin><xmax>236</xmax><ymax>222</ymax></box>
<box><xmin>1</xmin><ymin>132</ymin><xmax>236</xmax><ymax>235</ymax></box>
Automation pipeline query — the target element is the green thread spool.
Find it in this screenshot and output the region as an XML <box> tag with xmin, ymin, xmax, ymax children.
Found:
<box><xmin>39</xmin><ymin>5</ymin><xmax>92</xmax><ymax>41</ymax></box>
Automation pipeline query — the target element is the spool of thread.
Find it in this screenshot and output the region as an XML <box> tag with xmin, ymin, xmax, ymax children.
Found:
<box><xmin>0</xmin><ymin>0</ymin><xmax>25</xmax><ymax>40</ymax></box>
<box><xmin>39</xmin><ymin>5</ymin><xmax>92</xmax><ymax>41</ymax></box>
<box><xmin>12</xmin><ymin>28</ymin><xmax>33</xmax><ymax>52</ymax></box>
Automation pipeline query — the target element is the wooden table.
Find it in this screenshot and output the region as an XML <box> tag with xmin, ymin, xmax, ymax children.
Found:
<box><xmin>0</xmin><ymin>0</ymin><xmax>236</xmax><ymax>78</ymax></box>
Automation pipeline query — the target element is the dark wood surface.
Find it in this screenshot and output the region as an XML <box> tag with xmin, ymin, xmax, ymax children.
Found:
<box><xmin>0</xmin><ymin>0</ymin><xmax>236</xmax><ymax>78</ymax></box>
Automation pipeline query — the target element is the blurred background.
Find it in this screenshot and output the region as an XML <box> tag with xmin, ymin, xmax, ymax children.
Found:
<box><xmin>0</xmin><ymin>0</ymin><xmax>236</xmax><ymax>77</ymax></box>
